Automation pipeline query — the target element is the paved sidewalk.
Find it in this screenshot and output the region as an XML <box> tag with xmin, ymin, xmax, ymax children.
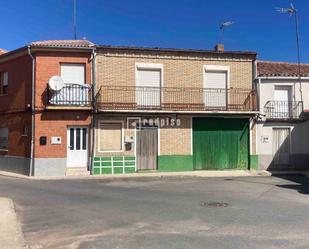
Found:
<box><xmin>0</xmin><ymin>169</ymin><xmax>272</xmax><ymax>181</ymax></box>
<box><xmin>0</xmin><ymin>198</ymin><xmax>26</xmax><ymax>249</ymax></box>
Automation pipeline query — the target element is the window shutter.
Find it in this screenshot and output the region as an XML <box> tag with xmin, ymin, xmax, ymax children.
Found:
<box><xmin>204</xmin><ymin>71</ymin><xmax>227</xmax><ymax>89</ymax></box>
<box><xmin>99</xmin><ymin>123</ymin><xmax>122</xmax><ymax>151</ymax></box>
<box><xmin>137</xmin><ymin>69</ymin><xmax>161</xmax><ymax>87</ymax></box>
<box><xmin>60</xmin><ymin>64</ymin><xmax>85</xmax><ymax>84</ymax></box>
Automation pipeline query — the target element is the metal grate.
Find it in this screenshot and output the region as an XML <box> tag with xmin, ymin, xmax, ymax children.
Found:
<box><xmin>201</xmin><ymin>202</ymin><xmax>230</xmax><ymax>207</ymax></box>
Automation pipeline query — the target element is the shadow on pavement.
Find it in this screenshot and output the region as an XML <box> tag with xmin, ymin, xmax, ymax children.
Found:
<box><xmin>272</xmin><ymin>173</ymin><xmax>309</xmax><ymax>195</ymax></box>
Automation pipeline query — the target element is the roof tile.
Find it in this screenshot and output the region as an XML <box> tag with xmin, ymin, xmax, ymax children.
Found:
<box><xmin>30</xmin><ymin>40</ymin><xmax>94</xmax><ymax>48</ymax></box>
<box><xmin>258</xmin><ymin>61</ymin><xmax>309</xmax><ymax>77</ymax></box>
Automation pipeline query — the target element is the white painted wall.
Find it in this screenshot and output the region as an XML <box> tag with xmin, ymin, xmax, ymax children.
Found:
<box><xmin>258</xmin><ymin>78</ymin><xmax>309</xmax><ymax>112</ymax></box>
<box><xmin>256</xmin><ymin>77</ymin><xmax>309</xmax><ymax>170</ymax></box>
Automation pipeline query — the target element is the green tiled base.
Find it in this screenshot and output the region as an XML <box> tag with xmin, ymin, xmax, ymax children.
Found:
<box><xmin>93</xmin><ymin>156</ymin><xmax>136</xmax><ymax>175</ymax></box>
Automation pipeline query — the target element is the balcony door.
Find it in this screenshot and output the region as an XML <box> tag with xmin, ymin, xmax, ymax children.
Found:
<box><xmin>274</xmin><ymin>86</ymin><xmax>292</xmax><ymax>118</ymax></box>
<box><xmin>136</xmin><ymin>67</ymin><xmax>161</xmax><ymax>108</ymax></box>
<box><xmin>50</xmin><ymin>64</ymin><xmax>88</xmax><ymax>105</ymax></box>
<box><xmin>204</xmin><ymin>69</ymin><xmax>227</xmax><ymax>109</ymax></box>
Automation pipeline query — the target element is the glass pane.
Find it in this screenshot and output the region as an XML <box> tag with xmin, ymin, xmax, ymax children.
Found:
<box><xmin>76</xmin><ymin>128</ymin><xmax>81</xmax><ymax>150</ymax></box>
<box><xmin>82</xmin><ymin>128</ymin><xmax>87</xmax><ymax>150</ymax></box>
<box><xmin>70</xmin><ymin>128</ymin><xmax>74</xmax><ymax>150</ymax></box>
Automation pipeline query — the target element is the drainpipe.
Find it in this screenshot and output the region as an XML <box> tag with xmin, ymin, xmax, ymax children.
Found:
<box><xmin>90</xmin><ymin>48</ymin><xmax>96</xmax><ymax>174</ymax></box>
<box><xmin>28</xmin><ymin>46</ymin><xmax>35</xmax><ymax>176</ymax></box>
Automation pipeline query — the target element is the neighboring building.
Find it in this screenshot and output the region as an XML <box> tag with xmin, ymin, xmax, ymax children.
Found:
<box><xmin>256</xmin><ymin>61</ymin><xmax>309</xmax><ymax>170</ymax></box>
<box><xmin>93</xmin><ymin>44</ymin><xmax>258</xmax><ymax>174</ymax></box>
<box><xmin>0</xmin><ymin>40</ymin><xmax>94</xmax><ymax>176</ymax></box>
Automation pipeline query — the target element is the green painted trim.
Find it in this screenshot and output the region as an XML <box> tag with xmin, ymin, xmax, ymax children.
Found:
<box><xmin>93</xmin><ymin>168</ymin><xmax>100</xmax><ymax>175</ymax></box>
<box><xmin>250</xmin><ymin>155</ymin><xmax>259</xmax><ymax>170</ymax></box>
<box><xmin>92</xmin><ymin>156</ymin><xmax>136</xmax><ymax>175</ymax></box>
<box><xmin>158</xmin><ymin>155</ymin><xmax>193</xmax><ymax>172</ymax></box>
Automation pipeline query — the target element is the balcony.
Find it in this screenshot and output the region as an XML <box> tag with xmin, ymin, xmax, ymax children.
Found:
<box><xmin>96</xmin><ymin>86</ymin><xmax>257</xmax><ymax>112</ymax></box>
<box><xmin>264</xmin><ymin>101</ymin><xmax>303</xmax><ymax>120</ymax></box>
<box><xmin>46</xmin><ymin>83</ymin><xmax>93</xmax><ymax>109</ymax></box>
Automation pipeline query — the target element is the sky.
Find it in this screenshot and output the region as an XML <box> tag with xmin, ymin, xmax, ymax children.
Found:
<box><xmin>1</xmin><ymin>0</ymin><xmax>309</xmax><ymax>62</ymax></box>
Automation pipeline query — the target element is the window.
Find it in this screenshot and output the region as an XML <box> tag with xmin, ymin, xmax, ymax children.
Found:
<box><xmin>99</xmin><ymin>122</ymin><xmax>123</xmax><ymax>152</ymax></box>
<box><xmin>136</xmin><ymin>63</ymin><xmax>162</xmax><ymax>107</ymax></box>
<box><xmin>0</xmin><ymin>72</ymin><xmax>8</xmax><ymax>95</ymax></box>
<box><xmin>274</xmin><ymin>86</ymin><xmax>292</xmax><ymax>118</ymax></box>
<box><xmin>0</xmin><ymin>127</ymin><xmax>8</xmax><ymax>150</ymax></box>
<box><xmin>60</xmin><ymin>64</ymin><xmax>85</xmax><ymax>84</ymax></box>
<box><xmin>203</xmin><ymin>65</ymin><xmax>229</xmax><ymax>108</ymax></box>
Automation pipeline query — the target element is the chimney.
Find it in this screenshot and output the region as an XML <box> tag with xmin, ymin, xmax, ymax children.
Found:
<box><xmin>214</xmin><ymin>44</ymin><xmax>224</xmax><ymax>52</ymax></box>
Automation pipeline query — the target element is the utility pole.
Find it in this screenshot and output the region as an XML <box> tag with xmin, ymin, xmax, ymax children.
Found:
<box><xmin>73</xmin><ymin>0</ymin><xmax>77</xmax><ymax>40</ymax></box>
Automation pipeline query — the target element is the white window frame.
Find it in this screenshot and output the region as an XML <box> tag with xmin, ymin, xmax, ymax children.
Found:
<box><xmin>272</xmin><ymin>126</ymin><xmax>293</xmax><ymax>155</ymax></box>
<box><xmin>0</xmin><ymin>127</ymin><xmax>8</xmax><ymax>151</ymax></box>
<box><xmin>98</xmin><ymin>120</ymin><xmax>124</xmax><ymax>153</ymax></box>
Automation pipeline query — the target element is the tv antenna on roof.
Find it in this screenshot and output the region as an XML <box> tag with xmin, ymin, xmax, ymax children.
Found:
<box><xmin>219</xmin><ymin>21</ymin><xmax>234</xmax><ymax>44</ymax></box>
<box><xmin>276</xmin><ymin>0</ymin><xmax>303</xmax><ymax>104</ymax></box>
<box><xmin>73</xmin><ymin>0</ymin><xmax>77</xmax><ymax>40</ymax></box>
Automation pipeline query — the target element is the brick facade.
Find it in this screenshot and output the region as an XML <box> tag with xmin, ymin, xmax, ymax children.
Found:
<box><xmin>0</xmin><ymin>55</ymin><xmax>32</xmax><ymax>158</ymax></box>
<box><xmin>34</xmin><ymin>51</ymin><xmax>92</xmax><ymax>159</ymax></box>
<box><xmin>96</xmin><ymin>50</ymin><xmax>253</xmax><ymax>91</ymax></box>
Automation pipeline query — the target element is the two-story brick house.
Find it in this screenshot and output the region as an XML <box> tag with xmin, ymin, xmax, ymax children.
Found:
<box><xmin>256</xmin><ymin>61</ymin><xmax>309</xmax><ymax>170</ymax></box>
<box><xmin>0</xmin><ymin>40</ymin><xmax>94</xmax><ymax>176</ymax></box>
<box><xmin>93</xmin><ymin>45</ymin><xmax>258</xmax><ymax>174</ymax></box>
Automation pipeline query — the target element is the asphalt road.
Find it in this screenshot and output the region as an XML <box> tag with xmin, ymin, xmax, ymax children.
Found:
<box><xmin>0</xmin><ymin>174</ymin><xmax>309</xmax><ymax>249</ymax></box>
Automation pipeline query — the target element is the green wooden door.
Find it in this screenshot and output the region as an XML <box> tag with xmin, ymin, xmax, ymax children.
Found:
<box><xmin>193</xmin><ymin>118</ymin><xmax>249</xmax><ymax>170</ymax></box>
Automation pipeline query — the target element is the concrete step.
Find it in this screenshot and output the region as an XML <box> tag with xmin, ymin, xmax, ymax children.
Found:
<box><xmin>66</xmin><ymin>167</ymin><xmax>90</xmax><ymax>176</ymax></box>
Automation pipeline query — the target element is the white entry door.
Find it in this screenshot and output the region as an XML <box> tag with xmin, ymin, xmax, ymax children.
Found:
<box><xmin>67</xmin><ymin>127</ymin><xmax>88</xmax><ymax>168</ymax></box>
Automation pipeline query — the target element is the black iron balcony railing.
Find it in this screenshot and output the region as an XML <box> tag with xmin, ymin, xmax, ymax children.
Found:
<box><xmin>96</xmin><ymin>85</ymin><xmax>257</xmax><ymax>112</ymax></box>
<box><xmin>47</xmin><ymin>83</ymin><xmax>93</xmax><ymax>106</ymax></box>
<box><xmin>264</xmin><ymin>100</ymin><xmax>303</xmax><ymax>120</ymax></box>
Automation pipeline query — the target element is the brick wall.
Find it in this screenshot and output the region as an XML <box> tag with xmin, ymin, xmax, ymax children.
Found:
<box><xmin>95</xmin><ymin>115</ymin><xmax>192</xmax><ymax>157</ymax></box>
<box><xmin>34</xmin><ymin>51</ymin><xmax>93</xmax><ymax>158</ymax></box>
<box><xmin>34</xmin><ymin>111</ymin><xmax>91</xmax><ymax>158</ymax></box>
<box><xmin>35</xmin><ymin>51</ymin><xmax>92</xmax><ymax>109</ymax></box>
<box><xmin>0</xmin><ymin>54</ymin><xmax>32</xmax><ymax>157</ymax></box>
<box><xmin>96</xmin><ymin>50</ymin><xmax>253</xmax><ymax>91</ymax></box>
<box><xmin>160</xmin><ymin>116</ymin><xmax>191</xmax><ymax>155</ymax></box>
<box><xmin>0</xmin><ymin>55</ymin><xmax>32</xmax><ymax>113</ymax></box>
<box><xmin>0</xmin><ymin>112</ymin><xmax>31</xmax><ymax>157</ymax></box>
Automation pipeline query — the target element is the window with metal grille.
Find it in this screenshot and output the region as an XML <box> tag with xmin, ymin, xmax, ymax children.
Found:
<box><xmin>0</xmin><ymin>127</ymin><xmax>8</xmax><ymax>150</ymax></box>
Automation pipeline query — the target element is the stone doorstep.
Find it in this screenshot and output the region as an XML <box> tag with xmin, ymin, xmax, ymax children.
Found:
<box><xmin>65</xmin><ymin>167</ymin><xmax>90</xmax><ymax>176</ymax></box>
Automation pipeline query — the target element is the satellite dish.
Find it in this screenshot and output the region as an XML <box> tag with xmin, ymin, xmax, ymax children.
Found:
<box><xmin>49</xmin><ymin>76</ymin><xmax>65</xmax><ymax>91</ymax></box>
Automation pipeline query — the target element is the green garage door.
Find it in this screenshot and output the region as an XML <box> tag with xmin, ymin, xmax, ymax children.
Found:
<box><xmin>193</xmin><ymin>118</ymin><xmax>249</xmax><ymax>170</ymax></box>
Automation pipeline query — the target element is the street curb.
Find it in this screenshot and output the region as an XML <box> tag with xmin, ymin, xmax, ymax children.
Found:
<box><xmin>0</xmin><ymin>169</ymin><xmax>272</xmax><ymax>181</ymax></box>
<box><xmin>0</xmin><ymin>197</ymin><xmax>27</xmax><ymax>249</ymax></box>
